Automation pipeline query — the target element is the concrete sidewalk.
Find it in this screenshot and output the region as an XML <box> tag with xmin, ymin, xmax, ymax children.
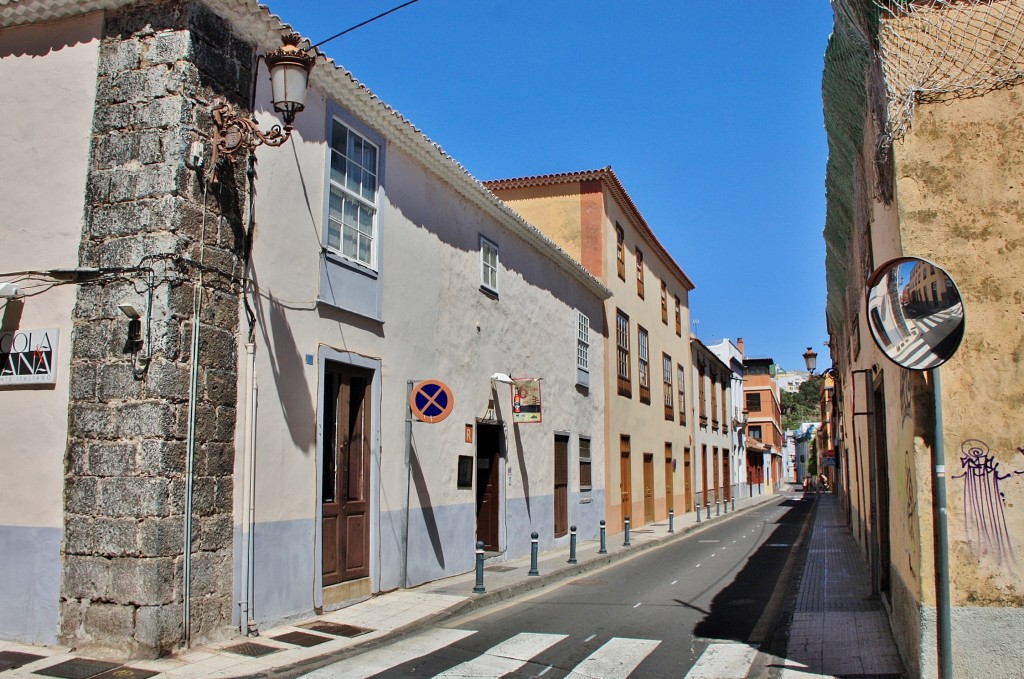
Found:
<box><xmin>0</xmin><ymin>489</ymin><xmax>788</xmax><ymax>679</ymax></box>
<box><xmin>775</xmin><ymin>492</ymin><xmax>906</xmax><ymax>678</ymax></box>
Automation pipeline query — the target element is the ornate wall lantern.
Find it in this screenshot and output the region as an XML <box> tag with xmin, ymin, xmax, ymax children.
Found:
<box><xmin>210</xmin><ymin>33</ymin><xmax>315</xmax><ymax>166</ymax></box>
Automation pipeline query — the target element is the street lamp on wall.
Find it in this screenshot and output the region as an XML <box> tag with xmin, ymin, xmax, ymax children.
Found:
<box><xmin>210</xmin><ymin>33</ymin><xmax>315</xmax><ymax>166</ymax></box>
<box><xmin>802</xmin><ymin>346</ymin><xmax>818</xmax><ymax>375</ymax></box>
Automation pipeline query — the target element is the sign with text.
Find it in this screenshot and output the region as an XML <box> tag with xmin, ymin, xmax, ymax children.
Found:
<box><xmin>0</xmin><ymin>328</ymin><xmax>59</xmax><ymax>385</ymax></box>
<box><xmin>511</xmin><ymin>378</ymin><xmax>542</xmax><ymax>424</ymax></box>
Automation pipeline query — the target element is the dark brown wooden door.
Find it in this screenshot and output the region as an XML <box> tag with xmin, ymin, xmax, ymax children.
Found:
<box><xmin>701</xmin><ymin>445</ymin><xmax>709</xmax><ymax>510</ymax></box>
<box><xmin>620</xmin><ymin>436</ymin><xmax>631</xmax><ymax>527</ymax></box>
<box><xmin>476</xmin><ymin>424</ymin><xmax>502</xmax><ymax>551</ymax></box>
<box><xmin>643</xmin><ymin>454</ymin><xmax>655</xmax><ymax>523</ymax></box>
<box><xmin>684</xmin><ymin>447</ymin><xmax>692</xmax><ymax>511</ymax></box>
<box><xmin>322</xmin><ymin>363</ymin><xmax>372</xmax><ymax>586</ymax></box>
<box><xmin>664</xmin><ymin>443</ymin><xmax>674</xmax><ymax>513</ymax></box>
<box><xmin>554</xmin><ymin>434</ymin><xmax>569</xmax><ymax>537</ymax></box>
<box><xmin>713</xmin><ymin>447</ymin><xmax>720</xmax><ymax>503</ymax></box>
<box><xmin>723</xmin><ymin>455</ymin><xmax>731</xmax><ymax>501</ymax></box>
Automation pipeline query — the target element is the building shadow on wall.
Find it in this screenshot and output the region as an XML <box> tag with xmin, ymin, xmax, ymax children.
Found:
<box><xmin>410</xmin><ymin>436</ymin><xmax>445</xmax><ymax>570</ymax></box>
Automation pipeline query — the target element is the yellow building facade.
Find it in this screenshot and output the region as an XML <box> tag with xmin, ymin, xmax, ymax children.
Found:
<box><xmin>486</xmin><ymin>169</ymin><xmax>696</xmax><ymax>532</ymax></box>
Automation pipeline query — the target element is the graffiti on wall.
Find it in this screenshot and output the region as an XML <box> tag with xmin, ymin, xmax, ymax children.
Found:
<box><xmin>953</xmin><ymin>440</ymin><xmax>1024</xmax><ymax>564</ymax></box>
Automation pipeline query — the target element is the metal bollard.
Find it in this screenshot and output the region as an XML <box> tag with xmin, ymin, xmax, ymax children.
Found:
<box><xmin>568</xmin><ymin>525</ymin><xmax>578</xmax><ymax>564</ymax></box>
<box><xmin>732</xmin><ymin>496</ymin><xmax>736</xmax><ymax>512</ymax></box>
<box><xmin>623</xmin><ymin>516</ymin><xmax>631</xmax><ymax>546</ymax></box>
<box><xmin>706</xmin><ymin>503</ymin><xmax>711</xmax><ymax>520</ymax></box>
<box><xmin>528</xmin><ymin>532</ymin><xmax>540</xmax><ymax>576</ymax></box>
<box><xmin>723</xmin><ymin>497</ymin><xmax>728</xmax><ymax>514</ymax></box>
<box><xmin>473</xmin><ymin>541</ymin><xmax>486</xmax><ymax>593</ymax></box>
<box><xmin>599</xmin><ymin>520</ymin><xmax>607</xmax><ymax>554</ymax></box>
<box><xmin>669</xmin><ymin>508</ymin><xmax>675</xmax><ymax>533</ymax></box>
<box><xmin>696</xmin><ymin>501</ymin><xmax>701</xmax><ymax>523</ymax></box>
<box><xmin>716</xmin><ymin>499</ymin><xmax>721</xmax><ymax>516</ymax></box>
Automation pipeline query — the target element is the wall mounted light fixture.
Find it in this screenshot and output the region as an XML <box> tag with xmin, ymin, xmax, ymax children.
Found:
<box><xmin>210</xmin><ymin>33</ymin><xmax>315</xmax><ymax>166</ymax></box>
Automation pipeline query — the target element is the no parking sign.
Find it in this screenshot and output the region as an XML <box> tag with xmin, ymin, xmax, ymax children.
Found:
<box><xmin>409</xmin><ymin>379</ymin><xmax>454</xmax><ymax>423</ymax></box>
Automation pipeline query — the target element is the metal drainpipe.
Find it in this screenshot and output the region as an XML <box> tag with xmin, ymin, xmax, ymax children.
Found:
<box><xmin>183</xmin><ymin>299</ymin><xmax>201</xmax><ymax>647</ymax></box>
<box><xmin>238</xmin><ymin>342</ymin><xmax>258</xmax><ymax>635</ymax></box>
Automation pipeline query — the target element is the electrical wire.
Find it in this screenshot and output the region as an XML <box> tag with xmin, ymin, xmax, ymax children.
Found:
<box><xmin>311</xmin><ymin>0</ymin><xmax>421</xmax><ymax>49</ymax></box>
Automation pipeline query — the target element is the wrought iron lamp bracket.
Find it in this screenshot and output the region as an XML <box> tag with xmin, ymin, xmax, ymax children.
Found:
<box><xmin>210</xmin><ymin>102</ymin><xmax>292</xmax><ymax>166</ymax></box>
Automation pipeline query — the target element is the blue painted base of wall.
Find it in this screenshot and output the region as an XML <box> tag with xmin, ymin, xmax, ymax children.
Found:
<box><xmin>236</xmin><ymin>490</ymin><xmax>607</xmax><ymax>631</ymax></box>
<box><xmin>0</xmin><ymin>525</ymin><xmax>61</xmax><ymax>644</ymax></box>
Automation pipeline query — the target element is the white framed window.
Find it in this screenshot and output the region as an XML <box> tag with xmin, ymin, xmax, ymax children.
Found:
<box><xmin>480</xmin><ymin>236</ymin><xmax>498</xmax><ymax>293</ymax></box>
<box><xmin>328</xmin><ymin>119</ymin><xmax>379</xmax><ymax>268</ymax></box>
<box><xmin>576</xmin><ymin>311</ymin><xmax>590</xmax><ymax>372</ymax></box>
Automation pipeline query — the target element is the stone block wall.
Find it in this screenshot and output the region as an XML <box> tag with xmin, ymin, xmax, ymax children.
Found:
<box><xmin>60</xmin><ymin>0</ymin><xmax>253</xmax><ymax>656</ymax></box>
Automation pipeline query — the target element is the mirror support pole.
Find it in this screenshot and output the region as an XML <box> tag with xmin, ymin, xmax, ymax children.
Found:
<box><xmin>931</xmin><ymin>367</ymin><xmax>953</xmax><ymax>679</ymax></box>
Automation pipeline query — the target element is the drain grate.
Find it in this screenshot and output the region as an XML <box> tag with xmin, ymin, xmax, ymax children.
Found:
<box><xmin>631</xmin><ymin>529</ymin><xmax>654</xmax><ymax>534</ymax></box>
<box><xmin>302</xmin><ymin>622</ymin><xmax>372</xmax><ymax>637</ymax></box>
<box><xmin>485</xmin><ymin>565</ymin><xmax>517</xmax><ymax>572</ymax></box>
<box><xmin>223</xmin><ymin>642</ymin><xmax>280</xmax><ymax>657</ymax></box>
<box><xmin>92</xmin><ymin>668</ymin><xmax>159</xmax><ymax>679</ymax></box>
<box><xmin>0</xmin><ymin>651</ymin><xmax>44</xmax><ymax>672</ymax></box>
<box><xmin>271</xmin><ymin>630</ymin><xmax>333</xmax><ymax>647</ymax></box>
<box><xmin>33</xmin><ymin>659</ymin><xmax>121</xmax><ymax>679</ymax></box>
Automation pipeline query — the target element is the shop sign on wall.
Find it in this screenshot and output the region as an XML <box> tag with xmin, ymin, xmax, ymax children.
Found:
<box><xmin>0</xmin><ymin>328</ymin><xmax>59</xmax><ymax>386</ymax></box>
<box><xmin>511</xmin><ymin>378</ymin><xmax>542</xmax><ymax>424</ymax></box>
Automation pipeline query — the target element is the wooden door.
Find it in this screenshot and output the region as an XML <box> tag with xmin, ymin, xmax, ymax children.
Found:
<box><xmin>476</xmin><ymin>424</ymin><xmax>502</xmax><ymax>551</ymax></box>
<box><xmin>643</xmin><ymin>454</ymin><xmax>655</xmax><ymax>523</ymax></box>
<box><xmin>713</xmin><ymin>447</ymin><xmax>720</xmax><ymax>503</ymax></box>
<box><xmin>684</xmin><ymin>447</ymin><xmax>692</xmax><ymax>511</ymax></box>
<box><xmin>723</xmin><ymin>454</ymin><xmax>731</xmax><ymax>502</ymax></box>
<box><xmin>700</xmin><ymin>445</ymin><xmax>709</xmax><ymax>510</ymax></box>
<box><xmin>554</xmin><ymin>434</ymin><xmax>569</xmax><ymax>537</ymax></box>
<box><xmin>665</xmin><ymin>444</ymin><xmax>674</xmax><ymax>513</ymax></box>
<box><xmin>322</xmin><ymin>363</ymin><xmax>372</xmax><ymax>586</ymax></box>
<box><xmin>620</xmin><ymin>436</ymin><xmax>631</xmax><ymax>527</ymax></box>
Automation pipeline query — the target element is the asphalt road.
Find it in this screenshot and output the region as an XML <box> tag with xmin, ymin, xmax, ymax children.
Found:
<box><xmin>306</xmin><ymin>494</ymin><xmax>814</xmax><ymax>678</ymax></box>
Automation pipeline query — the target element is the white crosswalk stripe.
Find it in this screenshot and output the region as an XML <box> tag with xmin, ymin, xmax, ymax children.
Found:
<box><xmin>299</xmin><ymin>628</ymin><xmax>476</xmax><ymax>679</ymax></box>
<box><xmin>684</xmin><ymin>642</ymin><xmax>759</xmax><ymax>679</ymax></box>
<box><xmin>565</xmin><ymin>637</ymin><xmax>660</xmax><ymax>678</ymax></box>
<box><xmin>433</xmin><ymin>631</ymin><xmax>567</xmax><ymax>678</ymax></box>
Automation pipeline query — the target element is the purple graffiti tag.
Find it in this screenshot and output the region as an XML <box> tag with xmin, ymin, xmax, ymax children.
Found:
<box><xmin>953</xmin><ymin>440</ymin><xmax>1014</xmax><ymax>564</ymax></box>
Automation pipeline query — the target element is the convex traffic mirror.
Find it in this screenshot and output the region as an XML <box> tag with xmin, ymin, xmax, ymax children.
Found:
<box><xmin>865</xmin><ymin>257</ymin><xmax>965</xmax><ymax>371</ymax></box>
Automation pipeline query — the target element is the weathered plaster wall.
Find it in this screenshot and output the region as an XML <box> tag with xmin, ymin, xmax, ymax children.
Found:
<box><xmin>241</xmin><ymin>76</ymin><xmax>608</xmax><ymax>628</ymax></box>
<box><xmin>896</xmin><ymin>84</ymin><xmax>1024</xmax><ymax>607</ymax></box>
<box><xmin>0</xmin><ymin>12</ymin><xmax>101</xmax><ymax>645</ymax></box>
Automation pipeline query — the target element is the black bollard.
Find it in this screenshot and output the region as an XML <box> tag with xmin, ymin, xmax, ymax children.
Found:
<box><xmin>599</xmin><ymin>520</ymin><xmax>607</xmax><ymax>554</ymax></box>
<box><xmin>669</xmin><ymin>508</ymin><xmax>675</xmax><ymax>533</ymax></box>
<box><xmin>696</xmin><ymin>501</ymin><xmax>701</xmax><ymax>523</ymax></box>
<box><xmin>528</xmin><ymin>532</ymin><xmax>539</xmax><ymax>576</ymax></box>
<box><xmin>624</xmin><ymin>516</ymin><xmax>631</xmax><ymax>546</ymax></box>
<box><xmin>473</xmin><ymin>541</ymin><xmax>486</xmax><ymax>593</ymax></box>
<box><xmin>568</xmin><ymin>525</ymin><xmax>578</xmax><ymax>564</ymax></box>
<box><xmin>706</xmin><ymin>503</ymin><xmax>711</xmax><ymax>520</ymax></box>
<box><xmin>716</xmin><ymin>499</ymin><xmax>720</xmax><ymax>516</ymax></box>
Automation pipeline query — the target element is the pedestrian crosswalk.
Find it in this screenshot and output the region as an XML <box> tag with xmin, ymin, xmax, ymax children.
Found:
<box><xmin>299</xmin><ymin>628</ymin><xmax>760</xmax><ymax>678</ymax></box>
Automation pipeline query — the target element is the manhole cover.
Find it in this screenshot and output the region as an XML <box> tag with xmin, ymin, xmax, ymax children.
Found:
<box><xmin>223</xmin><ymin>642</ymin><xmax>280</xmax><ymax>657</ymax></box>
<box><xmin>302</xmin><ymin>622</ymin><xmax>373</xmax><ymax>637</ymax></box>
<box><xmin>0</xmin><ymin>651</ymin><xmax>44</xmax><ymax>672</ymax></box>
<box><xmin>272</xmin><ymin>630</ymin><xmax>333</xmax><ymax>647</ymax></box>
<box><xmin>33</xmin><ymin>659</ymin><xmax>121</xmax><ymax>679</ymax></box>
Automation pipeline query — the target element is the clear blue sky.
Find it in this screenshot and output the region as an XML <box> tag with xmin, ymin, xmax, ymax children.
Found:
<box><xmin>263</xmin><ymin>1</ymin><xmax>835</xmax><ymax>373</ymax></box>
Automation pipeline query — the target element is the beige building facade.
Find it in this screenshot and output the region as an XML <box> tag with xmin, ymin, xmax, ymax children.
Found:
<box><xmin>486</xmin><ymin>169</ymin><xmax>696</xmax><ymax>531</ymax></box>
<box><xmin>823</xmin><ymin>1</ymin><xmax>1024</xmax><ymax>676</ymax></box>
